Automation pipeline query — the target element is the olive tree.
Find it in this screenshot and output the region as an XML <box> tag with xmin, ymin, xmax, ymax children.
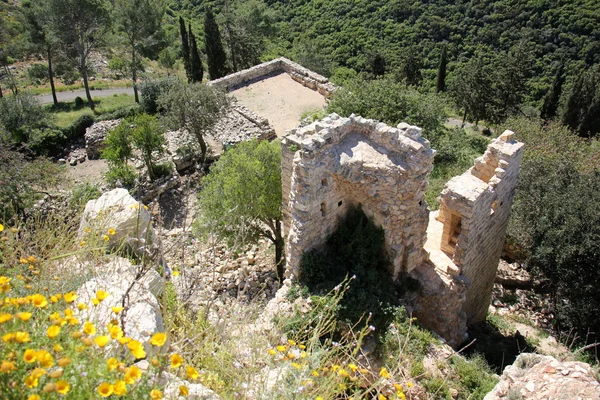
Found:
<box><xmin>196</xmin><ymin>139</ymin><xmax>285</xmax><ymax>279</ymax></box>
<box><xmin>158</xmin><ymin>82</ymin><xmax>229</xmax><ymax>162</ymax></box>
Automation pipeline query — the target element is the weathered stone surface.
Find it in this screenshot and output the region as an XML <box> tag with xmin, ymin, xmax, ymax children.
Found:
<box><xmin>159</xmin><ymin>371</ymin><xmax>221</xmax><ymax>400</ymax></box>
<box><xmin>282</xmin><ymin>116</ymin><xmax>524</xmax><ymax>348</ymax></box>
<box><xmin>282</xmin><ymin>114</ymin><xmax>434</xmax><ymax>279</ymax></box>
<box><xmin>75</xmin><ymin>256</ymin><xmax>164</xmax><ymax>344</ymax></box>
<box><xmin>84</xmin><ymin>119</ymin><xmax>121</xmax><ymax>160</ymax></box>
<box><xmin>484</xmin><ymin>353</ymin><xmax>600</xmax><ymax>400</ymax></box>
<box><xmin>209</xmin><ymin>57</ymin><xmax>335</xmax><ymax>98</ymax></box>
<box><xmin>78</xmin><ymin>188</ymin><xmax>154</xmax><ymax>258</ymax></box>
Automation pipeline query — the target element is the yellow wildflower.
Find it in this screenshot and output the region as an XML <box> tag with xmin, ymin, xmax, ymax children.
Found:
<box><xmin>107</xmin><ymin>358</ymin><xmax>119</xmax><ymax>370</ymax></box>
<box><xmin>1</xmin><ymin>360</ymin><xmax>17</xmax><ymax>373</ymax></box>
<box><xmin>379</xmin><ymin>367</ymin><xmax>391</xmax><ymax>379</ymax></box>
<box><xmin>0</xmin><ymin>223</ymin><xmax>3</xmax><ymax>232</ymax></box>
<box><xmin>97</xmin><ymin>382</ymin><xmax>114</xmax><ymax>397</ymax></box>
<box><xmin>36</xmin><ymin>350</ymin><xmax>54</xmax><ymax>367</ymax></box>
<box><xmin>17</xmin><ymin>312</ymin><xmax>32</xmax><ymax>321</ymax></box>
<box><xmin>378</xmin><ymin>395</ymin><xmax>387</xmax><ymax>400</ymax></box>
<box><xmin>150</xmin><ymin>389</ymin><xmax>163</xmax><ymax>400</ymax></box>
<box><xmin>109</xmin><ymin>325</ymin><xmax>123</xmax><ymax>340</ymax></box>
<box><xmin>94</xmin><ymin>335</ymin><xmax>111</xmax><ymax>348</ymax></box>
<box><xmin>64</xmin><ymin>292</ymin><xmax>77</xmax><ymax>303</ymax></box>
<box><xmin>23</xmin><ymin>349</ymin><xmax>37</xmax><ymax>363</ymax></box>
<box><xmin>2</xmin><ymin>333</ymin><xmax>15</xmax><ymax>343</ymax></box>
<box><xmin>114</xmin><ymin>380</ymin><xmax>127</xmax><ymax>396</ymax></box>
<box><xmin>180</xmin><ymin>385</ymin><xmax>189</xmax><ymax>396</ymax></box>
<box><xmin>348</xmin><ymin>363</ymin><xmax>358</xmax><ymax>372</ymax></box>
<box><xmin>27</xmin><ymin>256</ymin><xmax>36</xmax><ymax>263</ymax></box>
<box><xmin>172</xmin><ymin>270</ymin><xmax>180</xmax><ymax>277</ymax></box>
<box><xmin>31</xmin><ymin>294</ymin><xmax>48</xmax><ymax>308</ymax></box>
<box><xmin>28</xmin><ymin>396</ymin><xmax>41</xmax><ymax>400</ymax></box>
<box><xmin>0</xmin><ymin>313</ymin><xmax>12</xmax><ymax>323</ymax></box>
<box><xmin>15</xmin><ymin>331</ymin><xmax>31</xmax><ymax>343</ymax></box>
<box><xmin>24</xmin><ymin>374</ymin><xmax>39</xmax><ymax>388</ymax></box>
<box><xmin>50</xmin><ymin>295</ymin><xmax>59</xmax><ymax>303</ymax></box>
<box><xmin>77</xmin><ymin>302</ymin><xmax>87</xmax><ymax>310</ymax></box>
<box><xmin>56</xmin><ymin>380</ymin><xmax>70</xmax><ymax>394</ymax></box>
<box><xmin>150</xmin><ymin>332</ymin><xmax>167</xmax><ymax>347</ymax></box>
<box><xmin>124</xmin><ymin>366</ymin><xmax>142</xmax><ymax>384</ymax></box>
<box><xmin>170</xmin><ymin>353</ymin><xmax>184</xmax><ymax>369</ymax></box>
<box><xmin>276</xmin><ymin>345</ymin><xmax>286</xmax><ymax>352</ymax></box>
<box><xmin>108</xmin><ymin>228</ymin><xmax>116</xmax><ymax>235</ymax></box>
<box><xmin>186</xmin><ymin>365</ymin><xmax>199</xmax><ymax>380</ymax></box>
<box><xmin>312</xmin><ymin>370</ymin><xmax>320</xmax><ymax>377</ymax></box>
<box><xmin>287</xmin><ymin>339</ymin><xmax>297</xmax><ymax>346</ymax></box>
<box><xmin>47</xmin><ymin>325</ymin><xmax>61</xmax><ymax>339</ymax></box>
<box><xmin>96</xmin><ymin>290</ymin><xmax>110</xmax><ymax>301</ymax></box>
<box><xmin>83</xmin><ymin>321</ymin><xmax>96</xmax><ymax>335</ymax></box>
<box><xmin>92</xmin><ymin>298</ymin><xmax>100</xmax><ymax>306</ymax></box>
<box><xmin>268</xmin><ymin>349</ymin><xmax>276</xmax><ymax>355</ymax></box>
<box><xmin>103</xmin><ymin>235</ymin><xmax>110</xmax><ymax>242</ymax></box>
<box><xmin>127</xmin><ymin>340</ymin><xmax>146</xmax><ymax>359</ymax></box>
<box><xmin>111</xmin><ymin>306</ymin><xmax>124</xmax><ymax>314</ymax></box>
<box><xmin>53</xmin><ymin>344</ymin><xmax>63</xmax><ymax>352</ymax></box>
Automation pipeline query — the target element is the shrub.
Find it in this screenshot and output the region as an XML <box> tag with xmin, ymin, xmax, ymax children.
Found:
<box><xmin>0</xmin><ymin>94</ymin><xmax>51</xmax><ymax>143</ymax></box>
<box><xmin>105</xmin><ymin>164</ymin><xmax>137</xmax><ymax>188</ymax></box>
<box><xmin>63</xmin><ymin>114</ymin><xmax>95</xmax><ymax>141</ymax></box>
<box><xmin>96</xmin><ymin>104</ymin><xmax>142</xmax><ymax>122</ymax></box>
<box><xmin>69</xmin><ymin>182</ymin><xmax>101</xmax><ymax>210</ymax></box>
<box><xmin>74</xmin><ymin>96</ymin><xmax>85</xmax><ymax>108</ymax></box>
<box><xmin>139</xmin><ymin>77</ymin><xmax>178</xmax><ymax>114</ymax></box>
<box><xmin>151</xmin><ymin>162</ymin><xmax>173</xmax><ymax>180</ymax></box>
<box><xmin>27</xmin><ymin>63</ymin><xmax>48</xmax><ymax>83</ymax></box>
<box><xmin>27</xmin><ymin>128</ymin><xmax>68</xmax><ymax>156</ymax></box>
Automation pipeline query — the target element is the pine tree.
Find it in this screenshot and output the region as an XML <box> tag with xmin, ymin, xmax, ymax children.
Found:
<box><xmin>179</xmin><ymin>16</ymin><xmax>192</xmax><ymax>82</ymax></box>
<box><xmin>436</xmin><ymin>44</ymin><xmax>447</xmax><ymax>94</ymax></box>
<box><xmin>204</xmin><ymin>8</ymin><xmax>228</xmax><ymax>80</ymax></box>
<box><xmin>189</xmin><ymin>26</ymin><xmax>204</xmax><ymax>83</ymax></box>
<box><xmin>540</xmin><ymin>63</ymin><xmax>564</xmax><ymax>120</ymax></box>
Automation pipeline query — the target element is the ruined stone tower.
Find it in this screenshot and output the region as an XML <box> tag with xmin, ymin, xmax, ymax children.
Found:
<box><xmin>281</xmin><ymin>114</ymin><xmax>524</xmax><ymax>347</ymax></box>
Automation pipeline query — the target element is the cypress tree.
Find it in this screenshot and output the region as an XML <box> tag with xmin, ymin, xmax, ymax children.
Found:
<box><xmin>540</xmin><ymin>63</ymin><xmax>564</xmax><ymax>120</ymax></box>
<box><xmin>189</xmin><ymin>27</ymin><xmax>204</xmax><ymax>83</ymax></box>
<box><xmin>179</xmin><ymin>16</ymin><xmax>192</xmax><ymax>82</ymax></box>
<box><xmin>561</xmin><ymin>72</ymin><xmax>587</xmax><ymax>131</ymax></box>
<box><xmin>436</xmin><ymin>44</ymin><xmax>447</xmax><ymax>93</ymax></box>
<box><xmin>204</xmin><ymin>8</ymin><xmax>228</xmax><ymax>80</ymax></box>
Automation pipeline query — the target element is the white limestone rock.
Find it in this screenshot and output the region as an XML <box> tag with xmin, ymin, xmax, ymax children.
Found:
<box><xmin>75</xmin><ymin>256</ymin><xmax>164</xmax><ymax>344</ymax></box>
<box><xmin>78</xmin><ymin>188</ymin><xmax>153</xmax><ymax>258</ymax></box>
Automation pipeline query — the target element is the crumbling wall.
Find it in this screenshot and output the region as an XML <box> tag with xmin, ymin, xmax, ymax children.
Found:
<box><xmin>437</xmin><ymin>130</ymin><xmax>524</xmax><ymax>324</ymax></box>
<box><xmin>209</xmin><ymin>57</ymin><xmax>336</xmax><ymax>98</ymax></box>
<box><xmin>281</xmin><ymin>114</ymin><xmax>434</xmax><ymax>280</ymax></box>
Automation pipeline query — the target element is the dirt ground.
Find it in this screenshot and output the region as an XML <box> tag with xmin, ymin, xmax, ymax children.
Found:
<box><xmin>66</xmin><ymin>158</ymin><xmax>109</xmax><ymax>185</ymax></box>
<box><xmin>230</xmin><ymin>72</ymin><xmax>328</xmax><ymax>136</ymax></box>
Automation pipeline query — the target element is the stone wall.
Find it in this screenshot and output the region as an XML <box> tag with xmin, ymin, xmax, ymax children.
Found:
<box><xmin>281</xmin><ymin>114</ymin><xmax>434</xmax><ymax>279</ymax></box>
<box><xmin>437</xmin><ymin>130</ymin><xmax>524</xmax><ymax>324</ymax></box>
<box><xmin>209</xmin><ymin>57</ymin><xmax>336</xmax><ymax>98</ymax></box>
<box><xmin>282</xmin><ymin>114</ymin><xmax>525</xmax><ymax>348</ymax></box>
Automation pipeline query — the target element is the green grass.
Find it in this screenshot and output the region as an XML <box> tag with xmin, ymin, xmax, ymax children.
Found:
<box><xmin>28</xmin><ymin>80</ymin><xmax>133</xmax><ymax>95</ymax></box>
<box><xmin>46</xmin><ymin>94</ymin><xmax>136</xmax><ymax>128</ymax></box>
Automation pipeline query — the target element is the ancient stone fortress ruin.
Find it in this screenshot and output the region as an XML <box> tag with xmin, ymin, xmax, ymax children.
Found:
<box><xmin>281</xmin><ymin>114</ymin><xmax>524</xmax><ymax>347</ymax></box>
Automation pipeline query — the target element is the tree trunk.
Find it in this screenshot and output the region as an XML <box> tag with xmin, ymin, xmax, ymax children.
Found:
<box><xmin>47</xmin><ymin>46</ymin><xmax>58</xmax><ymax>106</ymax></box>
<box><xmin>132</xmin><ymin>43</ymin><xmax>139</xmax><ymax>103</ymax></box>
<box><xmin>197</xmin><ymin>133</ymin><xmax>208</xmax><ymax>164</ymax></box>
<box><xmin>461</xmin><ymin>109</ymin><xmax>467</xmax><ymax>128</ymax></box>
<box><xmin>81</xmin><ymin>58</ymin><xmax>95</xmax><ymax>110</ymax></box>
<box><xmin>0</xmin><ymin>85</ymin><xmax>3</xmax><ymax>98</ymax></box>
<box><xmin>146</xmin><ymin>156</ymin><xmax>154</xmax><ymax>180</ymax></box>
<box><xmin>274</xmin><ymin>219</ymin><xmax>285</xmax><ymax>281</ymax></box>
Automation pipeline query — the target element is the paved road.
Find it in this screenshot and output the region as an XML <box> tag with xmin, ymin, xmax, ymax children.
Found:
<box><xmin>36</xmin><ymin>87</ymin><xmax>134</xmax><ymax>104</ymax></box>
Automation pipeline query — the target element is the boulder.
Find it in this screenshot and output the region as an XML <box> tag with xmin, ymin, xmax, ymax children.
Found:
<box><xmin>159</xmin><ymin>371</ymin><xmax>221</xmax><ymax>400</ymax></box>
<box><xmin>75</xmin><ymin>256</ymin><xmax>164</xmax><ymax>344</ymax></box>
<box><xmin>484</xmin><ymin>353</ymin><xmax>600</xmax><ymax>400</ymax></box>
<box><xmin>85</xmin><ymin>119</ymin><xmax>121</xmax><ymax>159</ymax></box>
<box><xmin>78</xmin><ymin>188</ymin><xmax>154</xmax><ymax>258</ymax></box>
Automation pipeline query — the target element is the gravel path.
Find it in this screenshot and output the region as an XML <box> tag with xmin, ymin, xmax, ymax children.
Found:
<box><xmin>37</xmin><ymin>87</ymin><xmax>134</xmax><ymax>104</ymax></box>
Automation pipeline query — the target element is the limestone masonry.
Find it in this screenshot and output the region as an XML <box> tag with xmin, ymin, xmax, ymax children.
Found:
<box><xmin>281</xmin><ymin>114</ymin><xmax>524</xmax><ymax>347</ymax></box>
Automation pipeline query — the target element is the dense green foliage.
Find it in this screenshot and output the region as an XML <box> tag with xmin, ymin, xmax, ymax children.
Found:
<box><xmin>139</xmin><ymin>77</ymin><xmax>179</xmax><ymax>114</ymax></box>
<box><xmin>196</xmin><ymin>139</ymin><xmax>285</xmax><ymax>277</ymax></box>
<box><xmin>299</xmin><ymin>207</ymin><xmax>402</xmax><ymax>328</ymax></box>
<box><xmin>506</xmin><ymin>117</ymin><xmax>600</xmax><ymax>344</ymax></box>
<box><xmin>204</xmin><ymin>8</ymin><xmax>228</xmax><ymax>80</ymax></box>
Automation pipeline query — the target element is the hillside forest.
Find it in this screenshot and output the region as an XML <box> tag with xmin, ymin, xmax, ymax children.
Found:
<box><xmin>1</xmin><ymin>0</ymin><xmax>599</xmax><ymax>381</ymax></box>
